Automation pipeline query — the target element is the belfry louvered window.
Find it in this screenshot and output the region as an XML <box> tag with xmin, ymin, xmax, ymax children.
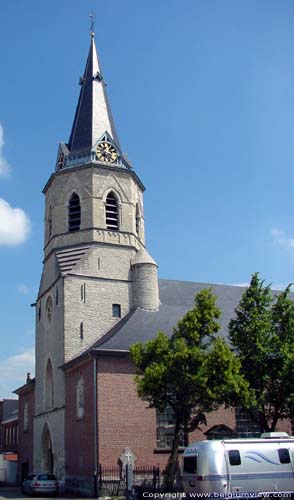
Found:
<box><xmin>68</xmin><ymin>193</ymin><xmax>81</xmax><ymax>232</ymax></box>
<box><xmin>105</xmin><ymin>192</ymin><xmax>119</xmax><ymax>230</ymax></box>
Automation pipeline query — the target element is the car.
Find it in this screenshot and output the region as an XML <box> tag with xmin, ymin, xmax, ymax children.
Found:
<box><xmin>22</xmin><ymin>473</ymin><xmax>59</xmax><ymax>496</ymax></box>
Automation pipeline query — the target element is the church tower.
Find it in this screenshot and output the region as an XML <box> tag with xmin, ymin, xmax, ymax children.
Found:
<box><xmin>33</xmin><ymin>32</ymin><xmax>159</xmax><ymax>478</ymax></box>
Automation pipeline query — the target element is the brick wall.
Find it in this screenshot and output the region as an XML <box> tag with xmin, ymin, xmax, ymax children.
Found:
<box><xmin>65</xmin><ymin>359</ymin><xmax>95</xmax><ymax>477</ymax></box>
<box><xmin>1</xmin><ymin>419</ymin><xmax>18</xmax><ymax>453</ymax></box>
<box><xmin>17</xmin><ymin>385</ymin><xmax>34</xmax><ymax>479</ymax></box>
<box><xmin>65</xmin><ymin>352</ymin><xmax>294</xmax><ymax>480</ymax></box>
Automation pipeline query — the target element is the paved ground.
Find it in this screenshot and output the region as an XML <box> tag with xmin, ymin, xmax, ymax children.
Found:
<box><xmin>0</xmin><ymin>487</ymin><xmax>87</xmax><ymax>500</ymax></box>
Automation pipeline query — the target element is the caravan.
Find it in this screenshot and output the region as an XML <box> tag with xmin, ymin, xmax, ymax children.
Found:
<box><xmin>182</xmin><ymin>438</ymin><xmax>294</xmax><ymax>497</ymax></box>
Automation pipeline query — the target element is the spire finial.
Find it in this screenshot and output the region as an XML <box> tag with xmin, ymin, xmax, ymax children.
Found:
<box><xmin>90</xmin><ymin>12</ymin><xmax>96</xmax><ymax>38</ymax></box>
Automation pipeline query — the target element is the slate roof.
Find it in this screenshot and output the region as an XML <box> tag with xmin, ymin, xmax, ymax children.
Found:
<box><xmin>62</xmin><ymin>278</ymin><xmax>292</xmax><ymax>370</ymax></box>
<box><xmin>93</xmin><ymin>279</ymin><xmax>248</xmax><ymax>351</ymax></box>
<box><xmin>2</xmin><ymin>399</ymin><xmax>18</xmax><ymax>421</ymax></box>
<box><xmin>68</xmin><ymin>34</ymin><xmax>121</xmax><ymax>153</ymax></box>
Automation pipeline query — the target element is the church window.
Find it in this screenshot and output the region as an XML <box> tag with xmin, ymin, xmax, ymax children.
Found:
<box><xmin>112</xmin><ymin>304</ymin><xmax>121</xmax><ymax>318</ymax></box>
<box><xmin>23</xmin><ymin>401</ymin><xmax>29</xmax><ymax>433</ymax></box>
<box><xmin>55</xmin><ymin>288</ymin><xmax>59</xmax><ymax>306</ymax></box>
<box><xmin>48</xmin><ymin>206</ymin><xmax>52</xmax><ymax>239</ymax></box>
<box><xmin>105</xmin><ymin>192</ymin><xmax>119</xmax><ymax>230</ymax></box>
<box><xmin>135</xmin><ymin>203</ymin><xmax>140</xmax><ymax>235</ymax></box>
<box><xmin>45</xmin><ymin>359</ymin><xmax>54</xmax><ymax>410</ymax></box>
<box><xmin>38</xmin><ymin>304</ymin><xmax>41</xmax><ymax>321</ymax></box>
<box><xmin>81</xmin><ymin>283</ymin><xmax>86</xmax><ymax>303</ymax></box>
<box><xmin>235</xmin><ymin>407</ymin><xmax>260</xmax><ymax>438</ymax></box>
<box><xmin>156</xmin><ymin>406</ymin><xmax>187</xmax><ymax>449</ymax></box>
<box><xmin>80</xmin><ymin>322</ymin><xmax>84</xmax><ymax>339</ymax></box>
<box><xmin>68</xmin><ymin>193</ymin><xmax>81</xmax><ymax>232</ymax></box>
<box><xmin>45</xmin><ymin>296</ymin><xmax>53</xmax><ymax>325</ymax></box>
<box><xmin>76</xmin><ymin>376</ymin><xmax>85</xmax><ymax>419</ymax></box>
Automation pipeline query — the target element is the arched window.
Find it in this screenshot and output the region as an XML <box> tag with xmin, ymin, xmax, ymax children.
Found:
<box><xmin>68</xmin><ymin>193</ymin><xmax>81</xmax><ymax>232</ymax></box>
<box><xmin>76</xmin><ymin>376</ymin><xmax>85</xmax><ymax>419</ymax></box>
<box><xmin>135</xmin><ymin>203</ymin><xmax>140</xmax><ymax>235</ymax></box>
<box><xmin>48</xmin><ymin>206</ymin><xmax>52</xmax><ymax>239</ymax></box>
<box><xmin>80</xmin><ymin>322</ymin><xmax>84</xmax><ymax>340</ymax></box>
<box><xmin>45</xmin><ymin>359</ymin><xmax>54</xmax><ymax>410</ymax></box>
<box><xmin>105</xmin><ymin>192</ymin><xmax>119</xmax><ymax>230</ymax></box>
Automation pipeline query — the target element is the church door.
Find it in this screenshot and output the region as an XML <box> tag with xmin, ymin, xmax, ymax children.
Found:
<box><xmin>41</xmin><ymin>424</ymin><xmax>54</xmax><ymax>473</ymax></box>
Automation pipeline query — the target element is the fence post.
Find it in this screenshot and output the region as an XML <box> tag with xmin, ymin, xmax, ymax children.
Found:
<box><xmin>152</xmin><ymin>466</ymin><xmax>156</xmax><ymax>491</ymax></box>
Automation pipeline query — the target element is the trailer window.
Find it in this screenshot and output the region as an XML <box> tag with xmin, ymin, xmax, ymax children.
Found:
<box><xmin>183</xmin><ymin>456</ymin><xmax>198</xmax><ymax>474</ymax></box>
<box><xmin>229</xmin><ymin>450</ymin><xmax>241</xmax><ymax>466</ymax></box>
<box><xmin>278</xmin><ymin>448</ymin><xmax>290</xmax><ymax>464</ymax></box>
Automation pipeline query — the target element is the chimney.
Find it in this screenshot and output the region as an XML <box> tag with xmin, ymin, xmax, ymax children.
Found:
<box><xmin>26</xmin><ymin>373</ymin><xmax>31</xmax><ymax>383</ymax></box>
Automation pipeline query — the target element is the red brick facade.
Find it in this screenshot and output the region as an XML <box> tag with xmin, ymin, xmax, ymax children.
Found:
<box><xmin>16</xmin><ymin>352</ymin><xmax>293</xmax><ymax>491</ymax></box>
<box><xmin>1</xmin><ymin>418</ymin><xmax>18</xmax><ymax>454</ymax></box>
<box><xmin>65</xmin><ymin>360</ymin><xmax>95</xmax><ymax>477</ymax></box>
<box><xmin>65</xmin><ymin>352</ymin><xmax>293</xmax><ymax>477</ymax></box>
<box><xmin>15</xmin><ymin>380</ymin><xmax>35</xmax><ymax>480</ymax></box>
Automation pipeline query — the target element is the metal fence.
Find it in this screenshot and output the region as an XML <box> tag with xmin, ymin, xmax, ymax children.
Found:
<box><xmin>98</xmin><ymin>464</ymin><xmax>163</xmax><ymax>496</ymax></box>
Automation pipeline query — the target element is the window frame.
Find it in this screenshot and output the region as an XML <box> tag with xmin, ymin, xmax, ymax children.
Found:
<box><xmin>105</xmin><ymin>191</ymin><xmax>119</xmax><ymax>230</ymax></box>
<box><xmin>68</xmin><ymin>192</ymin><xmax>81</xmax><ymax>232</ymax></box>
<box><xmin>112</xmin><ymin>304</ymin><xmax>121</xmax><ymax>318</ymax></box>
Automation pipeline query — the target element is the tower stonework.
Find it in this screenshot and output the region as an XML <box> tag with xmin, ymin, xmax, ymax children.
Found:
<box><xmin>33</xmin><ymin>34</ymin><xmax>159</xmax><ymax>478</ymax></box>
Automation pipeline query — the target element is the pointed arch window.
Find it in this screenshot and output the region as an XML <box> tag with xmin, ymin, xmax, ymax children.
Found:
<box><xmin>76</xmin><ymin>376</ymin><xmax>85</xmax><ymax>419</ymax></box>
<box><xmin>105</xmin><ymin>192</ymin><xmax>119</xmax><ymax>230</ymax></box>
<box><xmin>135</xmin><ymin>203</ymin><xmax>140</xmax><ymax>235</ymax></box>
<box><xmin>48</xmin><ymin>206</ymin><xmax>52</xmax><ymax>239</ymax></box>
<box><xmin>45</xmin><ymin>359</ymin><xmax>54</xmax><ymax>410</ymax></box>
<box><xmin>68</xmin><ymin>193</ymin><xmax>81</xmax><ymax>232</ymax></box>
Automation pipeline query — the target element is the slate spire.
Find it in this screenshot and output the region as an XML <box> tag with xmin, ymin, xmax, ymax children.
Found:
<box><xmin>68</xmin><ymin>33</ymin><xmax>120</xmax><ymax>153</ymax></box>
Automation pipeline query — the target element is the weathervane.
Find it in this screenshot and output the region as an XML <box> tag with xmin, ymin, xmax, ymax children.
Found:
<box><xmin>90</xmin><ymin>12</ymin><xmax>96</xmax><ymax>38</ymax></box>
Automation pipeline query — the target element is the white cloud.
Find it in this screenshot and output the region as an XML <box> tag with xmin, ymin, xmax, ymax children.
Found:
<box><xmin>17</xmin><ymin>284</ymin><xmax>30</xmax><ymax>295</ymax></box>
<box><xmin>271</xmin><ymin>283</ymin><xmax>294</xmax><ymax>291</ymax></box>
<box><xmin>232</xmin><ymin>280</ymin><xmax>293</xmax><ymax>292</ymax></box>
<box><xmin>271</xmin><ymin>228</ymin><xmax>294</xmax><ymax>250</ymax></box>
<box><xmin>0</xmin><ymin>346</ymin><xmax>35</xmax><ymax>398</ymax></box>
<box><xmin>0</xmin><ymin>123</ymin><xmax>11</xmax><ymax>178</ymax></box>
<box><xmin>0</xmin><ymin>198</ymin><xmax>31</xmax><ymax>245</ymax></box>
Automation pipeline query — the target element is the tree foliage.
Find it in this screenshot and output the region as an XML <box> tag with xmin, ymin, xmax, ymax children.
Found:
<box><xmin>130</xmin><ymin>288</ymin><xmax>248</xmax><ymax>489</ymax></box>
<box><xmin>229</xmin><ymin>273</ymin><xmax>294</xmax><ymax>431</ymax></box>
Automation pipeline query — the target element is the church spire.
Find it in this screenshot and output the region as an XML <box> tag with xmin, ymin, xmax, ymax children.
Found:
<box><xmin>68</xmin><ymin>33</ymin><xmax>121</xmax><ymax>153</ymax></box>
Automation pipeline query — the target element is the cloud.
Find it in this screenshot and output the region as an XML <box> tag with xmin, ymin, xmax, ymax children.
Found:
<box><xmin>271</xmin><ymin>228</ymin><xmax>294</xmax><ymax>250</ymax></box>
<box><xmin>0</xmin><ymin>123</ymin><xmax>11</xmax><ymax>178</ymax></box>
<box><xmin>0</xmin><ymin>198</ymin><xmax>31</xmax><ymax>245</ymax></box>
<box><xmin>17</xmin><ymin>284</ymin><xmax>30</xmax><ymax>295</ymax></box>
<box><xmin>232</xmin><ymin>279</ymin><xmax>293</xmax><ymax>292</ymax></box>
<box><xmin>0</xmin><ymin>346</ymin><xmax>35</xmax><ymax>398</ymax></box>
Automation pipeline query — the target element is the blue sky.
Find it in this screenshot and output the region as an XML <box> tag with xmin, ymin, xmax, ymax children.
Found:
<box><xmin>1</xmin><ymin>0</ymin><xmax>294</xmax><ymax>397</ymax></box>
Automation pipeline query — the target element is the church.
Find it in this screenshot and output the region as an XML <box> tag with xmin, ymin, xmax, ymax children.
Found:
<box><xmin>14</xmin><ymin>31</ymin><xmax>292</xmax><ymax>495</ymax></box>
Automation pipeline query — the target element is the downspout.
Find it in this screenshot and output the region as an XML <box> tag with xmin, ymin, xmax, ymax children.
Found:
<box><xmin>93</xmin><ymin>355</ymin><xmax>98</xmax><ymax>498</ymax></box>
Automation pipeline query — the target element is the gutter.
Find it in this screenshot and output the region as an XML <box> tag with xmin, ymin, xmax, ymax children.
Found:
<box><xmin>93</xmin><ymin>356</ymin><xmax>98</xmax><ymax>498</ymax></box>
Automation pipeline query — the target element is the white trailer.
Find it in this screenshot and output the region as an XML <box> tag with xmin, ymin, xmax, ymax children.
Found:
<box><xmin>182</xmin><ymin>438</ymin><xmax>294</xmax><ymax>497</ymax></box>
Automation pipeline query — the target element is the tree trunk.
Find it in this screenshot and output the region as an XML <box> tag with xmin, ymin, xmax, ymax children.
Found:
<box><xmin>165</xmin><ymin>418</ymin><xmax>181</xmax><ymax>491</ymax></box>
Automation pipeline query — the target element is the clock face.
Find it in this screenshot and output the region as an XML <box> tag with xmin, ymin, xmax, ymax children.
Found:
<box><xmin>96</xmin><ymin>142</ymin><xmax>118</xmax><ymax>163</ymax></box>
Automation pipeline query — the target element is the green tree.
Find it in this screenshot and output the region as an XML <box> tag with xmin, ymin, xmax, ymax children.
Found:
<box><xmin>130</xmin><ymin>288</ymin><xmax>248</xmax><ymax>489</ymax></box>
<box><xmin>229</xmin><ymin>273</ymin><xmax>294</xmax><ymax>432</ymax></box>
